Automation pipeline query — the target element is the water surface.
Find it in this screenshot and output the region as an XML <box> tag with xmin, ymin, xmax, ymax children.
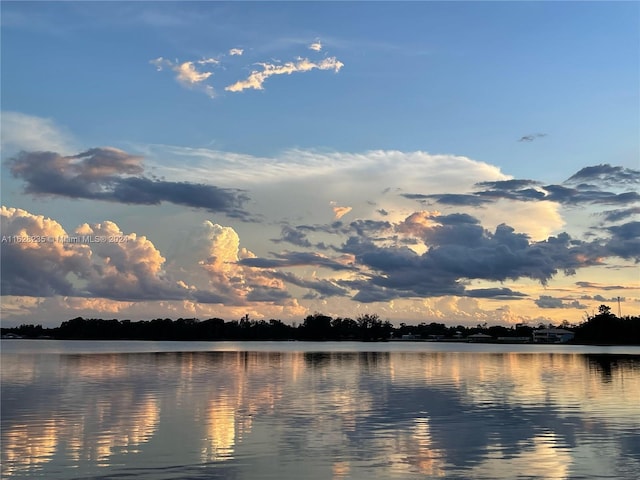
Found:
<box><xmin>2</xmin><ymin>341</ymin><xmax>639</xmax><ymax>479</ymax></box>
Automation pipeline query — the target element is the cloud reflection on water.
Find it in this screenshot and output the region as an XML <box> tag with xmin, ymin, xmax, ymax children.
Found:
<box><xmin>1</xmin><ymin>350</ymin><xmax>639</xmax><ymax>479</ymax></box>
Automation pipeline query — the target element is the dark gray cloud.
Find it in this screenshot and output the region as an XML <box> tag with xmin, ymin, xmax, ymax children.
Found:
<box><xmin>543</xmin><ymin>184</ymin><xmax>640</xmax><ymax>205</ymax></box>
<box><xmin>269</xmin><ymin>271</ymin><xmax>349</xmax><ymax>298</ymax></box>
<box><xmin>347</xmin><ymin>219</ymin><xmax>393</xmax><ymax>237</ymax></box>
<box><xmin>240</xmin><ymin>251</ymin><xmax>355</xmax><ymax>271</ymax></box>
<box><xmin>246</xmin><ymin>203</ymin><xmax>634</xmax><ymax>304</ymax></box>
<box><xmin>475</xmin><ymin>179</ymin><xmax>540</xmax><ymax>191</ymax></box>
<box><xmin>534</xmin><ymin>295</ymin><xmax>587</xmax><ymax>309</ymax></box>
<box><xmin>272</xmin><ymin>226</ymin><xmax>313</xmax><ymax>248</ymax></box>
<box><xmin>476</xmin><ymin>187</ymin><xmax>547</xmax><ymax>202</ymax></box>
<box><xmin>580</xmin><ymin>294</ymin><xmax>625</xmax><ymax>303</ymax></box>
<box><xmin>336</xmin><ymin>218</ymin><xmax>606</xmax><ymax>303</ymax></box>
<box><xmin>575</xmin><ymin>281</ymin><xmax>628</xmax><ymax>291</ymax></box>
<box><xmin>605</xmin><ymin>221</ymin><xmax>640</xmax><ymax>261</ymax></box>
<box><xmin>402</xmin><ymin>193</ymin><xmax>491</xmax><ymax>207</ymax></box>
<box><xmin>0</xmin><ymin>244</ymin><xmax>87</xmax><ymax>297</ymax></box>
<box><xmin>191</xmin><ymin>290</ymin><xmax>236</xmax><ymax>305</ymax></box>
<box><xmin>7</xmin><ymin>148</ymin><xmax>249</xmax><ymax>216</ymax></box>
<box><xmin>566</xmin><ymin>164</ymin><xmax>640</xmax><ymax>186</ymax></box>
<box><xmin>245</xmin><ymin>286</ymin><xmax>292</xmax><ymax>303</ymax></box>
<box><xmin>601</xmin><ymin>207</ymin><xmax>640</xmax><ymax>223</ymax></box>
<box><xmin>465</xmin><ymin>288</ymin><xmax>527</xmax><ymax>299</ymax></box>
<box><xmin>402</xmin><ymin>165</ymin><xmax>639</xmax><ymax>209</ymax></box>
<box><xmin>518</xmin><ymin>133</ymin><xmax>547</xmax><ymax>142</ymax></box>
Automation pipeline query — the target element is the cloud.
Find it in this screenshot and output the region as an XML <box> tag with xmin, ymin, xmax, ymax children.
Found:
<box><xmin>403</xmin><ymin>193</ymin><xmax>492</xmax><ymax>207</ymax></box>
<box><xmin>329</xmin><ymin>213</ymin><xmax>610</xmax><ymax>303</ymax></box>
<box><xmin>1</xmin><ymin>208</ymin><xmax>296</xmax><ymax>310</ymax></box>
<box><xmin>466</xmin><ymin>288</ymin><xmax>528</xmax><ymax>299</ymax></box>
<box><xmin>542</xmin><ymin>184</ymin><xmax>640</xmax><ymax>206</ymax></box>
<box><xmin>197</xmin><ymin>58</ymin><xmax>219</xmax><ymax>65</ymax></box>
<box><xmin>600</xmin><ymin>207</ymin><xmax>640</xmax><ymax>223</ymax></box>
<box><xmin>229</xmin><ymin>48</ymin><xmax>244</xmax><ymax>56</ymax></box>
<box><xmin>0</xmin><ymin>111</ymin><xmax>76</xmax><ymax>156</ymax></box>
<box><xmin>565</xmin><ymin>164</ymin><xmax>640</xmax><ymax>186</ymax></box>
<box><xmin>150</xmin><ymin>57</ymin><xmax>215</xmax><ymax>98</ymax></box>
<box><xmin>75</xmin><ymin>221</ymin><xmax>190</xmax><ymax>301</ymax></box>
<box><xmin>269</xmin><ymin>271</ymin><xmax>349</xmax><ymax>298</ymax></box>
<box><xmin>167</xmin><ymin>220</ymin><xmax>292</xmax><ymax>306</ymax></box>
<box><xmin>0</xmin><ymin>206</ymin><xmax>188</xmax><ymax>301</ymax></box>
<box><xmin>580</xmin><ymin>294</ymin><xmax>625</xmax><ymax>303</ymax></box>
<box><xmin>272</xmin><ymin>226</ymin><xmax>313</xmax><ymax>248</ymax></box>
<box><xmin>604</xmin><ymin>221</ymin><xmax>640</xmax><ymax>261</ymax></box>
<box><xmin>333</xmin><ymin>205</ymin><xmax>352</xmax><ymax>220</ymax></box>
<box><xmin>1</xmin><ymin>206</ymin><xmax>93</xmax><ymax>297</ymax></box>
<box><xmin>225</xmin><ymin>56</ymin><xmax>343</xmax><ymax>92</ymax></box>
<box><xmin>534</xmin><ymin>295</ymin><xmax>587</xmax><ymax>309</ymax></box>
<box><xmin>240</xmin><ymin>251</ymin><xmax>355</xmax><ymax>272</ymax></box>
<box><xmin>7</xmin><ymin>147</ymin><xmax>250</xmax><ymax>217</ymax></box>
<box><xmin>144</xmin><ymin>145</ymin><xmax>566</xmax><ymax>241</ymax></box>
<box><xmin>309</xmin><ymin>40</ymin><xmax>322</xmax><ymax>52</ymax></box>
<box><xmin>575</xmin><ymin>281</ymin><xmax>630</xmax><ymax>291</ymax></box>
<box><xmin>403</xmin><ymin>164</ymin><xmax>640</xmax><ymax>210</ymax></box>
<box><xmin>518</xmin><ymin>133</ymin><xmax>547</xmax><ymax>142</ymax></box>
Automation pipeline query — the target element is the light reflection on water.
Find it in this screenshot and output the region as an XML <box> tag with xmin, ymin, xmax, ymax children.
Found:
<box><xmin>1</xmin><ymin>343</ymin><xmax>639</xmax><ymax>479</ymax></box>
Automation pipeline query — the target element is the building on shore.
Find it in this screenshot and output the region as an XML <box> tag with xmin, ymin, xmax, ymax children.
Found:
<box><xmin>467</xmin><ymin>333</ymin><xmax>493</xmax><ymax>343</ymax></box>
<box><xmin>532</xmin><ymin>328</ymin><xmax>574</xmax><ymax>344</ymax></box>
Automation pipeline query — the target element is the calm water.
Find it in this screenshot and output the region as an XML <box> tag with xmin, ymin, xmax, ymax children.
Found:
<box><xmin>2</xmin><ymin>341</ymin><xmax>639</xmax><ymax>479</ymax></box>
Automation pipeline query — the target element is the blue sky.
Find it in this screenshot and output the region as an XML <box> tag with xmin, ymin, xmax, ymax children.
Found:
<box><xmin>1</xmin><ymin>1</ymin><xmax>638</xmax><ymax>326</ymax></box>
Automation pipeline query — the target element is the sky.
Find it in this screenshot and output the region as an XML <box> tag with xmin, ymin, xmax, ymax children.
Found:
<box><xmin>1</xmin><ymin>1</ymin><xmax>638</xmax><ymax>328</ymax></box>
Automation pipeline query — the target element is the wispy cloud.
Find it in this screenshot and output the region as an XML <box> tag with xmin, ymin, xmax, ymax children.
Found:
<box><xmin>225</xmin><ymin>57</ymin><xmax>343</xmax><ymax>92</ymax></box>
<box><xmin>150</xmin><ymin>57</ymin><xmax>215</xmax><ymax>98</ymax></box>
<box><xmin>518</xmin><ymin>133</ymin><xmax>547</xmax><ymax>142</ymax></box>
<box><xmin>0</xmin><ymin>111</ymin><xmax>76</xmax><ymax>156</ymax></box>
<box><xmin>151</xmin><ymin>39</ymin><xmax>342</xmax><ymax>98</ymax></box>
<box><xmin>309</xmin><ymin>40</ymin><xmax>322</xmax><ymax>52</ymax></box>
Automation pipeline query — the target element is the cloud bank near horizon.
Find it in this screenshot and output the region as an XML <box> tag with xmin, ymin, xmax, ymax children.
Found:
<box><xmin>1</xmin><ymin>113</ymin><xmax>637</xmax><ymax>326</ymax></box>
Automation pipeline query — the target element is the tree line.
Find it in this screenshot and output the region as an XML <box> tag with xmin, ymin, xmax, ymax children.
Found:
<box><xmin>2</xmin><ymin>305</ymin><xmax>639</xmax><ymax>344</ymax></box>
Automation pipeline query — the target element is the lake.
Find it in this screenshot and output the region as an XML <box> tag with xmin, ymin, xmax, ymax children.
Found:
<box><xmin>2</xmin><ymin>340</ymin><xmax>639</xmax><ymax>479</ymax></box>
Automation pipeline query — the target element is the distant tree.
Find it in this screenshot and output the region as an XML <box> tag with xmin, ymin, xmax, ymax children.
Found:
<box><xmin>357</xmin><ymin>314</ymin><xmax>387</xmax><ymax>341</ymax></box>
<box><xmin>573</xmin><ymin>304</ymin><xmax>640</xmax><ymax>344</ymax></box>
<box><xmin>598</xmin><ymin>304</ymin><xmax>614</xmax><ymax>317</ymax></box>
<box><xmin>301</xmin><ymin>313</ymin><xmax>333</xmax><ymax>339</ymax></box>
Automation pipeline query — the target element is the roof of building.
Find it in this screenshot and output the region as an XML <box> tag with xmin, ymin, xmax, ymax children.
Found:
<box><xmin>534</xmin><ymin>328</ymin><xmax>574</xmax><ymax>334</ymax></box>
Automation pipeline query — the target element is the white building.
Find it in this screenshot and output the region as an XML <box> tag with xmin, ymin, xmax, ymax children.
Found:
<box><xmin>532</xmin><ymin>328</ymin><xmax>574</xmax><ymax>344</ymax></box>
